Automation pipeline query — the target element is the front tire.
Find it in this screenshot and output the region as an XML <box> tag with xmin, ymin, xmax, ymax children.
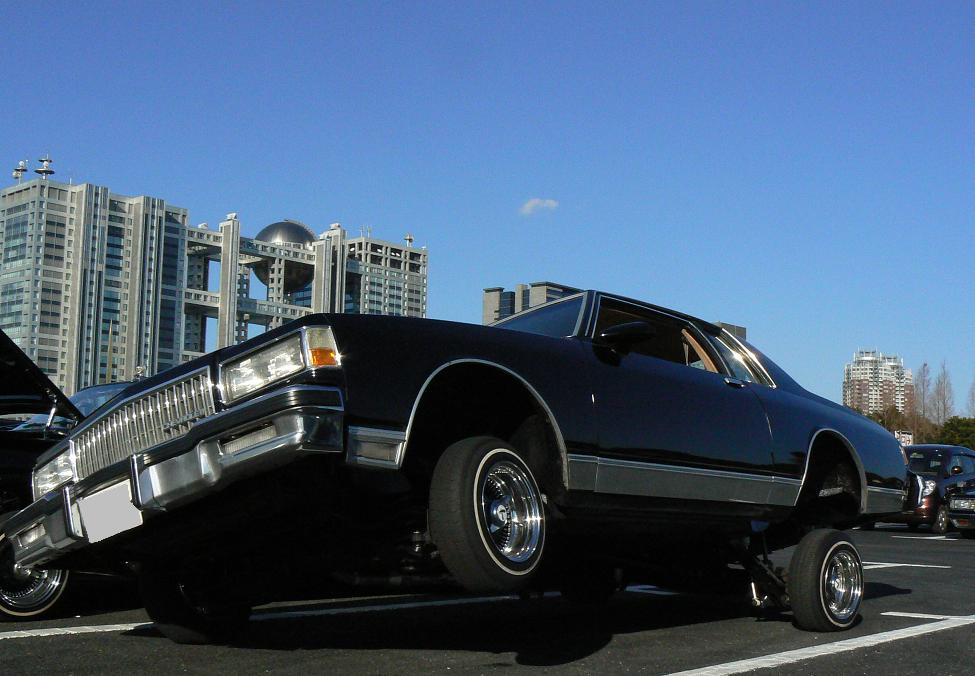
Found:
<box><xmin>788</xmin><ymin>529</ymin><xmax>863</xmax><ymax>632</ymax></box>
<box><xmin>138</xmin><ymin>565</ymin><xmax>250</xmax><ymax>644</ymax></box>
<box><xmin>933</xmin><ymin>505</ymin><xmax>950</xmax><ymax>534</ymax></box>
<box><xmin>429</xmin><ymin>436</ymin><xmax>546</xmax><ymax>592</ymax></box>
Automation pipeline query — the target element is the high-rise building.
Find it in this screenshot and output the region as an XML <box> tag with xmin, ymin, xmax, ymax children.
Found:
<box><xmin>482</xmin><ymin>281</ymin><xmax>580</xmax><ymax>324</ymax></box>
<box><xmin>842</xmin><ymin>350</ymin><xmax>914</xmax><ymax>415</ymax></box>
<box><xmin>1</xmin><ymin>168</ymin><xmax>188</xmax><ymax>394</ymax></box>
<box><xmin>182</xmin><ymin>216</ymin><xmax>427</xmax><ymax>359</ymax></box>
<box><xmin>2</xmin><ymin>161</ymin><xmax>428</xmax><ymax>393</ymax></box>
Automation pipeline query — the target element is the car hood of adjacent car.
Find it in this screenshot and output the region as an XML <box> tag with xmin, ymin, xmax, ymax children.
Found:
<box><xmin>0</xmin><ymin>328</ymin><xmax>81</xmax><ymax>420</ymax></box>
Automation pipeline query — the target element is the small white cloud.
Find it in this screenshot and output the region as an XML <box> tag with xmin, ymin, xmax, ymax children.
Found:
<box><xmin>519</xmin><ymin>197</ymin><xmax>559</xmax><ymax>216</ymax></box>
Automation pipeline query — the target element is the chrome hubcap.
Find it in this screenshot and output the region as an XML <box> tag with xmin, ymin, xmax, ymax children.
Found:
<box><xmin>480</xmin><ymin>457</ymin><xmax>543</xmax><ymax>564</ymax></box>
<box><xmin>822</xmin><ymin>549</ymin><xmax>862</xmax><ymax>622</ymax></box>
<box><xmin>0</xmin><ymin>567</ymin><xmax>66</xmax><ymax>612</ymax></box>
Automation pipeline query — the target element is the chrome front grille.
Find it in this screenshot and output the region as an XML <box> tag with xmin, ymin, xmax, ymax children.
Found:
<box><xmin>73</xmin><ymin>369</ymin><xmax>216</xmax><ymax>480</ymax></box>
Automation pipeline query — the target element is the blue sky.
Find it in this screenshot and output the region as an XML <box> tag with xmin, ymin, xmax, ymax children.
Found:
<box><xmin>2</xmin><ymin>1</ymin><xmax>973</xmax><ymax>405</ymax></box>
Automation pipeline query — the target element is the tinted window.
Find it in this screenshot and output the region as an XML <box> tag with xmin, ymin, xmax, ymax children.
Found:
<box><xmin>496</xmin><ymin>296</ymin><xmax>582</xmax><ymax>338</ymax></box>
<box><xmin>908</xmin><ymin>449</ymin><xmax>944</xmax><ymax>476</ymax></box>
<box><xmin>593</xmin><ymin>301</ymin><xmax>718</xmax><ymax>372</ymax></box>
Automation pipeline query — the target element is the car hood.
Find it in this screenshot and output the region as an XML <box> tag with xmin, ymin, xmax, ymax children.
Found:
<box><xmin>0</xmin><ymin>328</ymin><xmax>81</xmax><ymax>420</ymax></box>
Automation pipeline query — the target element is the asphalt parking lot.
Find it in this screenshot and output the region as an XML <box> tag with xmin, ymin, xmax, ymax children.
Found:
<box><xmin>3</xmin><ymin>525</ymin><xmax>974</xmax><ymax>675</ymax></box>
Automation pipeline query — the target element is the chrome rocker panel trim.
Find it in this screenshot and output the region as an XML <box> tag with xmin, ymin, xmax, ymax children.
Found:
<box><xmin>567</xmin><ymin>454</ymin><xmax>800</xmax><ymax>506</ymax></box>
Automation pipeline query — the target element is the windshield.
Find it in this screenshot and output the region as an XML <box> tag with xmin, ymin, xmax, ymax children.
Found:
<box><xmin>908</xmin><ymin>449</ymin><xmax>944</xmax><ymax>477</ymax></box>
<box><xmin>14</xmin><ymin>382</ymin><xmax>129</xmax><ymax>432</ymax></box>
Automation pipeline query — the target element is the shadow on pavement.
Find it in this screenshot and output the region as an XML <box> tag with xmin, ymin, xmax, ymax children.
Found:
<box><xmin>123</xmin><ymin>592</ymin><xmax>788</xmax><ymax>667</ymax></box>
<box><xmin>865</xmin><ymin>582</ymin><xmax>912</xmax><ymax>601</ymax></box>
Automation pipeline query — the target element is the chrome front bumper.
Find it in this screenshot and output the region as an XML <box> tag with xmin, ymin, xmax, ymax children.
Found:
<box><xmin>4</xmin><ymin>386</ymin><xmax>344</xmax><ymax>568</ymax></box>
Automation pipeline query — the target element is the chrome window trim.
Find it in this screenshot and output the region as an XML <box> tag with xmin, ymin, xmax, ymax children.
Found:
<box><xmin>719</xmin><ymin>329</ymin><xmax>777</xmax><ymax>388</ymax></box>
<box><xmin>402</xmin><ymin>359</ymin><xmax>571</xmax><ymax>489</ymax></box>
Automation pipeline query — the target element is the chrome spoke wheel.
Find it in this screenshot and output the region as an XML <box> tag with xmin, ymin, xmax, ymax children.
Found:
<box><xmin>478</xmin><ymin>457</ymin><xmax>543</xmax><ymax>565</ymax></box>
<box><xmin>0</xmin><ymin>567</ymin><xmax>68</xmax><ymax>616</ymax></box>
<box><xmin>821</xmin><ymin>549</ymin><xmax>862</xmax><ymax>623</ymax></box>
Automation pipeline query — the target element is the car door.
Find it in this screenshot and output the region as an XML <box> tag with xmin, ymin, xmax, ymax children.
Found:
<box><xmin>586</xmin><ymin>297</ymin><xmax>775</xmax><ymax>503</ymax></box>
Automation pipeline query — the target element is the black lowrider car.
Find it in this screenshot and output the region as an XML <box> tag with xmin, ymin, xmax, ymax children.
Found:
<box><xmin>0</xmin><ymin>328</ymin><xmax>128</xmax><ymax>618</ymax></box>
<box><xmin>1</xmin><ymin>291</ymin><xmax>919</xmax><ymax>641</ymax></box>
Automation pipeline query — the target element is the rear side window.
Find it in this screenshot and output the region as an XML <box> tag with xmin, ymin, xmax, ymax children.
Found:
<box><xmin>495</xmin><ymin>296</ymin><xmax>583</xmax><ymax>338</ymax></box>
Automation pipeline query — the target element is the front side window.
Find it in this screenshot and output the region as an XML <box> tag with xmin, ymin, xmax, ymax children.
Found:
<box><xmin>710</xmin><ymin>334</ymin><xmax>758</xmax><ymax>383</ymax></box>
<box><xmin>494</xmin><ymin>295</ymin><xmax>583</xmax><ymax>338</ymax></box>
<box><xmin>592</xmin><ymin>300</ymin><xmax>718</xmax><ymax>373</ymax></box>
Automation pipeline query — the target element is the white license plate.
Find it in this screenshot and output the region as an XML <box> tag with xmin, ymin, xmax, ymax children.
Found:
<box><xmin>78</xmin><ymin>481</ymin><xmax>143</xmax><ymax>544</ymax></box>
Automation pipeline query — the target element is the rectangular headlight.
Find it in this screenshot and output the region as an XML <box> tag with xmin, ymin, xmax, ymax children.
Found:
<box><xmin>951</xmin><ymin>498</ymin><xmax>974</xmax><ymax>511</ymax></box>
<box><xmin>222</xmin><ymin>334</ymin><xmax>305</xmax><ymax>402</ymax></box>
<box><xmin>33</xmin><ymin>451</ymin><xmax>74</xmax><ymax>499</ymax></box>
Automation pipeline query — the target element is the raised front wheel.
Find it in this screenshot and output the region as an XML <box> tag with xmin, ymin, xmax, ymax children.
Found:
<box><xmin>429</xmin><ymin>436</ymin><xmax>546</xmax><ymax>592</ymax></box>
<box><xmin>788</xmin><ymin>529</ymin><xmax>863</xmax><ymax>632</ymax></box>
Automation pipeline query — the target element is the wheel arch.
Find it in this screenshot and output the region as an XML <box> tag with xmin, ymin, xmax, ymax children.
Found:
<box><xmin>797</xmin><ymin>428</ymin><xmax>868</xmax><ymax>516</ymax></box>
<box><xmin>401</xmin><ymin>359</ymin><xmax>570</xmax><ymax>497</ymax></box>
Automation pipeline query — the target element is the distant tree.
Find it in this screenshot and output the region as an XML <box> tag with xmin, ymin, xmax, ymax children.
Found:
<box><xmin>932</xmin><ymin>361</ymin><xmax>954</xmax><ymax>426</ymax></box>
<box><xmin>913</xmin><ymin>363</ymin><xmax>932</xmax><ymax>441</ymax></box>
<box><xmin>869</xmin><ymin>405</ymin><xmax>909</xmax><ymax>433</ymax></box>
<box><xmin>935</xmin><ymin>417</ymin><xmax>975</xmax><ymax>450</ymax></box>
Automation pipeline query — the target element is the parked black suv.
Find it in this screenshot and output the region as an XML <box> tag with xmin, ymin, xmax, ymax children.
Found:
<box><xmin>879</xmin><ymin>445</ymin><xmax>975</xmax><ymax>533</ymax></box>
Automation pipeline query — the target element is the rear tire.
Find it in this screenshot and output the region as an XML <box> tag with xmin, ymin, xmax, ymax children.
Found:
<box><xmin>138</xmin><ymin>565</ymin><xmax>250</xmax><ymax>644</ymax></box>
<box><xmin>960</xmin><ymin>530</ymin><xmax>975</xmax><ymax>540</ymax></box>
<box><xmin>788</xmin><ymin>529</ymin><xmax>863</xmax><ymax>632</ymax></box>
<box><xmin>0</xmin><ymin>565</ymin><xmax>69</xmax><ymax>619</ymax></box>
<box><xmin>429</xmin><ymin>436</ymin><xmax>546</xmax><ymax>592</ymax></box>
<box><xmin>0</xmin><ymin>514</ymin><xmax>69</xmax><ymax>619</ymax></box>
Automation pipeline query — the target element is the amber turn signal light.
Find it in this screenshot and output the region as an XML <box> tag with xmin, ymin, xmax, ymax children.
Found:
<box><xmin>309</xmin><ymin>347</ymin><xmax>339</xmax><ymax>367</ymax></box>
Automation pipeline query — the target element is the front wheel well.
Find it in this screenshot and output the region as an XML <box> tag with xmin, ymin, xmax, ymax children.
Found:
<box><xmin>401</xmin><ymin>363</ymin><xmax>566</xmax><ymax>503</ymax></box>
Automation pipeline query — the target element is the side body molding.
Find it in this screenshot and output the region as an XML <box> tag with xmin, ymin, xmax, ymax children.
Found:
<box><xmin>402</xmin><ymin>359</ymin><xmax>571</xmax><ymax>490</ymax></box>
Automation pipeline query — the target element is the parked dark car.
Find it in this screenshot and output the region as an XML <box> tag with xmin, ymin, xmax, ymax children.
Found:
<box><xmin>1</xmin><ymin>291</ymin><xmax>918</xmax><ymax>642</ymax></box>
<box><xmin>877</xmin><ymin>445</ymin><xmax>975</xmax><ymax>533</ymax></box>
<box><xmin>0</xmin><ymin>328</ymin><xmax>129</xmax><ymax>618</ymax></box>
<box><xmin>947</xmin><ymin>484</ymin><xmax>975</xmax><ymax>538</ymax></box>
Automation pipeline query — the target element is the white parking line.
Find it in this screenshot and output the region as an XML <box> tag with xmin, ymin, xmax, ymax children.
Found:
<box><xmin>883</xmin><ymin>612</ymin><xmax>966</xmax><ymax>620</ymax></box>
<box><xmin>0</xmin><ymin>623</ymin><xmax>150</xmax><ymax>641</ymax></box>
<box><xmin>667</xmin><ymin>615</ymin><xmax>975</xmax><ymax>675</ymax></box>
<box><xmin>862</xmin><ymin>561</ymin><xmax>951</xmax><ymax>570</ymax></box>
